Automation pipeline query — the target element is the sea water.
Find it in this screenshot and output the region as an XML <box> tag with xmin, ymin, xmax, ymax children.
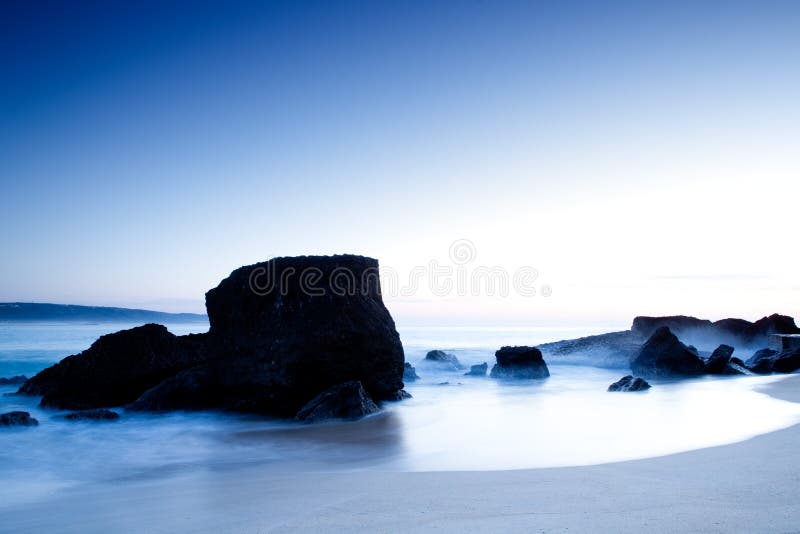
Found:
<box><xmin>1</xmin><ymin>321</ymin><xmax>799</xmax><ymax>508</ymax></box>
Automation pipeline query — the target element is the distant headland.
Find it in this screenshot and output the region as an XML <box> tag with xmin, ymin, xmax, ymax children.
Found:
<box><xmin>0</xmin><ymin>303</ymin><xmax>206</xmax><ymax>323</ymax></box>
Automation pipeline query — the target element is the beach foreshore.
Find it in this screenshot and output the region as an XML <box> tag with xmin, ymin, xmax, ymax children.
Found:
<box><xmin>3</xmin><ymin>375</ymin><xmax>799</xmax><ymax>533</ymax></box>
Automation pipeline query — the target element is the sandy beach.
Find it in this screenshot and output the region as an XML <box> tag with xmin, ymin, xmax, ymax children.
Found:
<box><xmin>1</xmin><ymin>374</ymin><xmax>797</xmax><ymax>533</ymax></box>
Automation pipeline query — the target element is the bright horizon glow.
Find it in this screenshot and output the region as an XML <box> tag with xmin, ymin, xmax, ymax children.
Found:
<box><xmin>1</xmin><ymin>2</ymin><xmax>798</xmax><ymax>324</ymax></box>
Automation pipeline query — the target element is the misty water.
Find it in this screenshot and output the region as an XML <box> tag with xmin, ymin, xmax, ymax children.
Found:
<box><xmin>2</xmin><ymin>321</ymin><xmax>800</xmax><ymax>509</ymax></box>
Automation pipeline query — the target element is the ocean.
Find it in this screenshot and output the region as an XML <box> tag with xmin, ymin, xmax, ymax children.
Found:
<box><xmin>2</xmin><ymin>321</ymin><xmax>799</xmax><ymax>510</ymax></box>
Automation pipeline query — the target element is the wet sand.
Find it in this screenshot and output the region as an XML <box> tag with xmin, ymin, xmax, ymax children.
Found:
<box><xmin>3</xmin><ymin>374</ymin><xmax>799</xmax><ymax>533</ymax></box>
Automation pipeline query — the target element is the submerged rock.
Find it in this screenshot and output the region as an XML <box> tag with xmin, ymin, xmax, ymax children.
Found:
<box><xmin>0</xmin><ymin>375</ymin><xmax>28</xmax><ymax>386</ymax></box>
<box><xmin>631</xmin><ymin>316</ymin><xmax>713</xmax><ymax>340</ymax></box>
<box><xmin>131</xmin><ymin>255</ymin><xmax>405</xmax><ymax>416</ymax></box>
<box><xmin>0</xmin><ymin>411</ymin><xmax>38</xmax><ymax>427</ymax></box>
<box><xmin>538</xmin><ymin>330</ymin><xmax>641</xmax><ymax>368</ymax></box>
<box><xmin>424</xmin><ymin>350</ymin><xmax>464</xmax><ymax>370</ymax></box>
<box><xmin>64</xmin><ymin>409</ymin><xmax>120</xmax><ymax>421</ymax></box>
<box><xmin>294</xmin><ymin>381</ymin><xmax>380</xmax><ymax>423</ymax></box>
<box><xmin>465</xmin><ymin>362</ymin><xmax>488</xmax><ymax>376</ymax></box>
<box><xmin>490</xmin><ymin>346</ymin><xmax>550</xmax><ymax>379</ymax></box>
<box><xmin>607</xmin><ymin>375</ymin><xmax>651</xmax><ymax>392</ymax></box>
<box><xmin>18</xmin><ymin>324</ymin><xmax>207</xmax><ymax>410</ymax></box>
<box><xmin>403</xmin><ymin>362</ymin><xmax>419</xmax><ymax>381</ymax></box>
<box><xmin>630</xmin><ymin>327</ymin><xmax>707</xmax><ymax>378</ymax></box>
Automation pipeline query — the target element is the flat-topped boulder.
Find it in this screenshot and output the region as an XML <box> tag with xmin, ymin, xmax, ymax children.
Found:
<box><xmin>131</xmin><ymin>255</ymin><xmax>405</xmax><ymax>416</ymax></box>
<box><xmin>18</xmin><ymin>324</ymin><xmax>207</xmax><ymax>410</ymax></box>
<box><xmin>631</xmin><ymin>327</ymin><xmax>707</xmax><ymax>378</ymax></box>
<box><xmin>490</xmin><ymin>346</ymin><xmax>550</xmax><ymax>379</ymax></box>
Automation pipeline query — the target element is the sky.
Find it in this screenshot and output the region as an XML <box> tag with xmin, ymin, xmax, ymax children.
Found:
<box><xmin>1</xmin><ymin>1</ymin><xmax>799</xmax><ymax>325</ymax></box>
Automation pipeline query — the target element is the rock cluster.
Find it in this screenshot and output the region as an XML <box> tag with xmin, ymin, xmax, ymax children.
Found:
<box><xmin>20</xmin><ymin>255</ymin><xmax>406</xmax><ymax>421</ymax></box>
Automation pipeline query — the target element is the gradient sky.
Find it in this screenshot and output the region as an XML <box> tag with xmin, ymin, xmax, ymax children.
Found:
<box><xmin>1</xmin><ymin>1</ymin><xmax>799</xmax><ymax>324</ymax></box>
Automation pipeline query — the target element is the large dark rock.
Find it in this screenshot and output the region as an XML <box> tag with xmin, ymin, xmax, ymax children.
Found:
<box><xmin>608</xmin><ymin>375</ymin><xmax>651</xmax><ymax>392</ymax></box>
<box><xmin>0</xmin><ymin>411</ymin><xmax>38</xmax><ymax>426</ymax></box>
<box><xmin>294</xmin><ymin>381</ymin><xmax>380</xmax><ymax>423</ymax></box>
<box><xmin>705</xmin><ymin>344</ymin><xmax>735</xmax><ymax>374</ymax></box>
<box><xmin>490</xmin><ymin>346</ymin><xmax>550</xmax><ymax>379</ymax></box>
<box><xmin>745</xmin><ymin>348</ymin><xmax>779</xmax><ymax>374</ymax></box>
<box><xmin>64</xmin><ymin>409</ymin><xmax>120</xmax><ymax>421</ymax></box>
<box><xmin>631</xmin><ymin>327</ymin><xmax>707</xmax><ymax>378</ymax></box>
<box><xmin>131</xmin><ymin>255</ymin><xmax>405</xmax><ymax>416</ymax></box>
<box><xmin>465</xmin><ymin>362</ymin><xmax>488</xmax><ymax>376</ymax></box>
<box><xmin>424</xmin><ymin>350</ymin><xmax>464</xmax><ymax>370</ymax></box>
<box><xmin>0</xmin><ymin>375</ymin><xmax>28</xmax><ymax>386</ymax></box>
<box><xmin>403</xmin><ymin>362</ymin><xmax>419</xmax><ymax>381</ymax></box>
<box><xmin>18</xmin><ymin>324</ymin><xmax>207</xmax><ymax>410</ymax></box>
<box><xmin>772</xmin><ymin>348</ymin><xmax>800</xmax><ymax>373</ymax></box>
<box><xmin>746</xmin><ymin>347</ymin><xmax>800</xmax><ymax>374</ymax></box>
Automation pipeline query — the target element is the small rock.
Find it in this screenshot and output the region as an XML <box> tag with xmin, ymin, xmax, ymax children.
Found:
<box><xmin>385</xmin><ymin>389</ymin><xmax>412</xmax><ymax>401</ymax></box>
<box><xmin>403</xmin><ymin>362</ymin><xmax>419</xmax><ymax>381</ymax></box>
<box><xmin>0</xmin><ymin>375</ymin><xmax>28</xmax><ymax>386</ymax></box>
<box><xmin>64</xmin><ymin>409</ymin><xmax>120</xmax><ymax>421</ymax></box>
<box><xmin>608</xmin><ymin>375</ymin><xmax>651</xmax><ymax>392</ymax></box>
<box><xmin>465</xmin><ymin>363</ymin><xmax>488</xmax><ymax>376</ymax></box>
<box><xmin>0</xmin><ymin>411</ymin><xmax>39</xmax><ymax>427</ymax></box>
<box><xmin>490</xmin><ymin>346</ymin><xmax>550</xmax><ymax>380</ymax></box>
<box><xmin>425</xmin><ymin>350</ymin><xmax>464</xmax><ymax>370</ymax></box>
<box><xmin>295</xmin><ymin>381</ymin><xmax>380</xmax><ymax>423</ymax></box>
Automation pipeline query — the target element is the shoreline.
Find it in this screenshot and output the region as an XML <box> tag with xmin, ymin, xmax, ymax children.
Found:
<box><xmin>2</xmin><ymin>374</ymin><xmax>799</xmax><ymax>532</ymax></box>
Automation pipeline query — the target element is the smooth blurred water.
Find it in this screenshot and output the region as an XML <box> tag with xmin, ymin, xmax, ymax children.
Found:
<box><xmin>1</xmin><ymin>321</ymin><xmax>799</xmax><ymax>509</ymax></box>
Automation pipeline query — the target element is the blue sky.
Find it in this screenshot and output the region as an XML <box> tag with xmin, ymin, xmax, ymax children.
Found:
<box><xmin>1</xmin><ymin>1</ymin><xmax>799</xmax><ymax>323</ymax></box>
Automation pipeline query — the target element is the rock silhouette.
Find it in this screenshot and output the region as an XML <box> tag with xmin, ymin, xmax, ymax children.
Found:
<box><xmin>22</xmin><ymin>255</ymin><xmax>405</xmax><ymax>419</ymax></box>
